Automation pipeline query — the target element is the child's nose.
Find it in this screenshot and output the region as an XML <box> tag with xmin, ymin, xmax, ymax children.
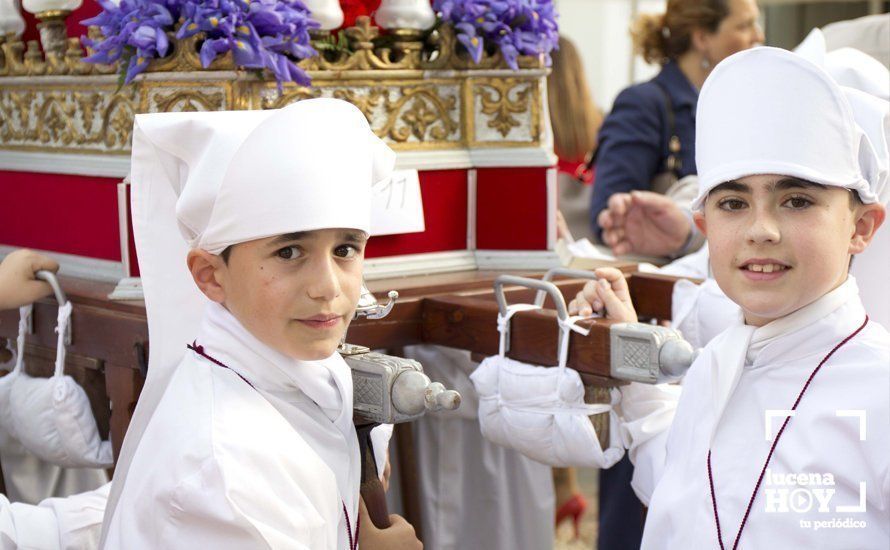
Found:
<box><xmin>306</xmin><ymin>257</ymin><xmax>341</xmax><ymax>301</ymax></box>
<box><xmin>745</xmin><ymin>210</ymin><xmax>781</xmax><ymax>244</ymax></box>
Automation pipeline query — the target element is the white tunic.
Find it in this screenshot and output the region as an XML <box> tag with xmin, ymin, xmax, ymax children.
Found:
<box><xmin>0</xmin><ymin>483</ymin><xmax>108</xmax><ymax>550</ymax></box>
<box><xmin>102</xmin><ymin>303</ymin><xmax>360</xmax><ymax>549</ymax></box>
<box><xmin>632</xmin><ymin>279</ymin><xmax>890</xmax><ymax>549</ymax></box>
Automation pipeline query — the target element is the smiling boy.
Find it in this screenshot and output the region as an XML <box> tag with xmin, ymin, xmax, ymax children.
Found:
<box><xmin>571</xmin><ymin>47</ymin><xmax>889</xmax><ymax>548</ymax></box>
<box><xmin>100</xmin><ymin>99</ymin><xmax>421</xmax><ymax>550</ymax></box>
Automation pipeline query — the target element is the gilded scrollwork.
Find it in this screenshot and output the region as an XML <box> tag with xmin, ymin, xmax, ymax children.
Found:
<box><xmin>476</xmin><ymin>78</ymin><xmax>530</xmax><ymax>138</ymax></box>
<box><xmin>331</xmin><ymin>88</ymin><xmax>386</xmax><ymax>124</ymax></box>
<box><xmin>1</xmin><ymin>49</ymin><xmax>544</xmax><ymax>156</ymax></box>
<box><xmin>259</xmin><ymin>86</ymin><xmax>321</xmax><ymax>110</ymax></box>
<box><xmin>0</xmin><ymin>84</ymin><xmax>137</xmax><ymax>151</ymax></box>
<box><xmin>381</xmin><ymin>87</ymin><xmax>459</xmax><ymax>143</ymax></box>
<box><xmin>153</xmin><ymin>89</ymin><xmax>226</xmax><ymax>112</ymax></box>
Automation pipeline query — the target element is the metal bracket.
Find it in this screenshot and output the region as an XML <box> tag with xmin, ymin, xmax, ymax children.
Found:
<box><xmin>492</xmin><ymin>275</ymin><xmax>569</xmax><ymax>354</ymax></box>
<box><xmin>354</xmin><ymin>281</ymin><xmax>399</xmax><ymax>320</ymax></box>
<box><xmin>338</xmin><ymin>342</ymin><xmax>371</xmax><ymax>356</ymax></box>
<box><xmin>35</xmin><ymin>270</ymin><xmax>72</xmax><ymax>346</ymax></box>
<box><xmin>535</xmin><ymin>267</ymin><xmax>600</xmax><ymax>307</ymax></box>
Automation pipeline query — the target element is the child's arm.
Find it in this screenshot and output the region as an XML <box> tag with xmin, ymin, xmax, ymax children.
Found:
<box><xmin>568</xmin><ymin>267</ymin><xmax>683</xmax><ymax>505</ymax></box>
<box><xmin>568</xmin><ymin>267</ymin><xmax>638</xmax><ymax>323</ymax></box>
<box><xmin>357</xmin><ymin>499</ymin><xmax>422</xmax><ymax>550</ymax></box>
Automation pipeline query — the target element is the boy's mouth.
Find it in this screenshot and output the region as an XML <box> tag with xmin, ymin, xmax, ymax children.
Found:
<box><xmin>739</xmin><ymin>258</ymin><xmax>791</xmax><ymax>280</ymax></box>
<box><xmin>297</xmin><ymin>313</ymin><xmax>342</xmax><ymax>330</ymax></box>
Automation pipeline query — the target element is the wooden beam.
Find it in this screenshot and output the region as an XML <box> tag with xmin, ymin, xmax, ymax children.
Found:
<box><xmin>422</xmin><ymin>294</ymin><xmax>617</xmax><ymax>385</ymax></box>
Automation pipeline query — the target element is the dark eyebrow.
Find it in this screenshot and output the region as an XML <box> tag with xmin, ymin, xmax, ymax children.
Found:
<box><xmin>341</xmin><ymin>231</ymin><xmax>369</xmax><ymax>245</ymax></box>
<box><xmin>710</xmin><ymin>180</ymin><xmax>750</xmax><ymax>194</ymax></box>
<box><xmin>267</xmin><ymin>230</ymin><xmax>369</xmax><ymax>248</ymax></box>
<box><xmin>772</xmin><ymin>177</ymin><xmax>827</xmax><ymax>192</ymax></box>
<box><xmin>267</xmin><ymin>231</ymin><xmax>309</xmax><ymax>246</ymax></box>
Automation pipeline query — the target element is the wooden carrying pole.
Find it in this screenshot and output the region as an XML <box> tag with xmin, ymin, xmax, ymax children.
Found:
<box><xmin>348</xmin><ymin>272</ymin><xmax>697</xmax><ymax>386</ymax></box>
<box><xmin>0</xmin><ymin>271</ymin><xmax>694</xmax><ymax>537</ymax></box>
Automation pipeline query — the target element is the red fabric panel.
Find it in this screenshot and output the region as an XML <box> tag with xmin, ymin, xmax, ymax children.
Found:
<box><xmin>341</xmin><ymin>0</ymin><xmax>381</xmax><ymax>28</ymax></box>
<box><xmin>475</xmin><ymin>167</ymin><xmax>548</xmax><ymax>250</ymax></box>
<box><xmin>365</xmin><ymin>169</ymin><xmax>467</xmax><ymax>258</ymax></box>
<box><xmin>20</xmin><ymin>1</ymin><xmax>102</xmax><ymax>44</ymax></box>
<box><xmin>125</xmin><ymin>185</ymin><xmax>140</xmax><ymax>277</ymax></box>
<box><xmin>0</xmin><ymin>171</ymin><xmax>121</xmax><ymax>261</ymax></box>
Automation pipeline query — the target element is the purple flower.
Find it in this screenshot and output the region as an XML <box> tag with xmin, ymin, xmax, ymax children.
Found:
<box><xmin>434</xmin><ymin>0</ymin><xmax>559</xmax><ymax>70</ymax></box>
<box><xmin>82</xmin><ymin>0</ymin><xmax>181</xmax><ymax>82</ymax></box>
<box><xmin>83</xmin><ymin>0</ymin><xmax>318</xmax><ymax>87</ymax></box>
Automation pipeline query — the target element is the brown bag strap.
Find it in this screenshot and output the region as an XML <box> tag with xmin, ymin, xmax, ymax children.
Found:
<box><xmin>651</xmin><ymin>80</ymin><xmax>682</xmax><ymax>177</ymax></box>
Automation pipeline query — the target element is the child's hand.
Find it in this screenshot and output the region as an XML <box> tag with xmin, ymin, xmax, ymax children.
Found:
<box><xmin>358</xmin><ymin>498</ymin><xmax>423</xmax><ymax>550</ymax></box>
<box><xmin>381</xmin><ymin>454</ymin><xmax>392</xmax><ymax>493</ymax></box>
<box><xmin>0</xmin><ymin>249</ymin><xmax>59</xmax><ymax>311</ymax></box>
<box><xmin>568</xmin><ymin>267</ymin><xmax>638</xmax><ymax>323</ymax></box>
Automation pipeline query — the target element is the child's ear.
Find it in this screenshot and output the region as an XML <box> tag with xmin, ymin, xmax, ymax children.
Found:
<box><xmin>693</xmin><ymin>210</ymin><xmax>707</xmax><ymax>237</ymax></box>
<box><xmin>187</xmin><ymin>249</ymin><xmax>227</xmax><ymax>304</ymax></box>
<box><xmin>849</xmin><ymin>203</ymin><xmax>886</xmax><ymax>255</ymax></box>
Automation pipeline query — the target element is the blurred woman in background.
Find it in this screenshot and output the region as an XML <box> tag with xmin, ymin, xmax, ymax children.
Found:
<box><xmin>590</xmin><ymin>0</ymin><xmax>763</xmax><ymax>250</ymax></box>
<box><xmin>548</xmin><ymin>36</ymin><xmax>603</xmax><ymax>243</ymax></box>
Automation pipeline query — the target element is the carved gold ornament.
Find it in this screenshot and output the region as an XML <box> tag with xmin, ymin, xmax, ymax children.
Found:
<box><xmin>0</xmin><ymin>18</ymin><xmax>550</xmax><ymax>156</ymax></box>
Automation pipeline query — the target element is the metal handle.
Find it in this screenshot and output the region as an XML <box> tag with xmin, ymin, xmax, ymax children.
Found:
<box><xmin>493</xmin><ymin>275</ymin><xmax>569</xmax><ymax>321</ymax></box>
<box><xmin>493</xmin><ymin>275</ymin><xmax>570</xmax><ymax>355</ymax></box>
<box><xmin>34</xmin><ymin>270</ymin><xmax>72</xmax><ymax>346</ymax></box>
<box><xmin>36</xmin><ymin>270</ymin><xmax>67</xmax><ymax>306</ymax></box>
<box><xmin>535</xmin><ymin>267</ymin><xmax>599</xmax><ymax>307</ymax></box>
<box><xmin>354</xmin><ymin>281</ymin><xmax>399</xmax><ymax>320</ymax></box>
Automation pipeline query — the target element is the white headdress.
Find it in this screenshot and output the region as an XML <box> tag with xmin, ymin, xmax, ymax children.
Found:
<box><xmin>692</xmin><ymin>46</ymin><xmax>889</xmax><ymax>209</ymax></box>
<box><xmin>101</xmin><ymin>98</ymin><xmax>395</xmax><ymax>538</ymax></box>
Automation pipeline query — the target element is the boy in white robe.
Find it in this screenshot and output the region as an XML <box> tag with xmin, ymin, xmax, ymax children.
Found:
<box><xmin>570</xmin><ymin>47</ymin><xmax>889</xmax><ymax>548</ymax></box>
<box><xmin>100</xmin><ymin>99</ymin><xmax>421</xmax><ymax>550</ymax></box>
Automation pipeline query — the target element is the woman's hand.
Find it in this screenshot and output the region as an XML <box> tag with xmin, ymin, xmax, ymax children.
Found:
<box><xmin>568</xmin><ymin>267</ymin><xmax>638</xmax><ymax>323</ymax></box>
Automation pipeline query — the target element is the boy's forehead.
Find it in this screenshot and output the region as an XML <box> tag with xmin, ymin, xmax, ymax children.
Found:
<box><xmin>709</xmin><ymin>175</ymin><xmax>829</xmax><ymax>194</ymax></box>
<box><xmin>265</xmin><ymin>229</ymin><xmax>368</xmax><ymax>245</ymax></box>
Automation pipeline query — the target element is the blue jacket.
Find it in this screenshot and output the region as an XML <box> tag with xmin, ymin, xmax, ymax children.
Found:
<box><xmin>590</xmin><ymin>61</ymin><xmax>698</xmax><ymax>239</ymax></box>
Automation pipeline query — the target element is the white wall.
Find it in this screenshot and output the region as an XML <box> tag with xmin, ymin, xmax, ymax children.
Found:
<box><xmin>555</xmin><ymin>0</ymin><xmax>666</xmax><ymax>111</ymax></box>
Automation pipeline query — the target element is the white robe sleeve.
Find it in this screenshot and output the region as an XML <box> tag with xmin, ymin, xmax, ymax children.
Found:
<box><xmin>158</xmin><ymin>456</ymin><xmax>324</xmax><ymax>550</ymax></box>
<box><xmin>615</xmin><ymin>382</ymin><xmax>681</xmax><ymax>505</ymax></box>
<box><xmin>1</xmin><ymin>482</ymin><xmax>109</xmax><ymax>550</ymax></box>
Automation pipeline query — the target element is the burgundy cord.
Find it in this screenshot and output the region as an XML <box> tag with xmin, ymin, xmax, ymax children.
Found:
<box><xmin>707</xmin><ymin>315</ymin><xmax>869</xmax><ymax>550</ymax></box>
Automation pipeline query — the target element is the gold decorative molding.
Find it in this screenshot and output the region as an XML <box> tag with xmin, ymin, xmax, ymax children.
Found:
<box><xmin>0</xmin><ymin>18</ymin><xmax>550</xmax><ymax>157</ymax></box>
<box><xmin>0</xmin><ymin>83</ymin><xmax>139</xmax><ymax>152</ymax></box>
<box><xmin>0</xmin><ymin>18</ymin><xmax>545</xmax><ymax>79</ymax></box>
<box><xmin>477</xmin><ymin>78</ymin><xmax>530</xmax><ymax>138</ymax></box>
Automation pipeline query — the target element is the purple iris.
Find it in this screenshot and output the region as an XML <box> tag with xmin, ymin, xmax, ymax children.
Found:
<box><xmin>82</xmin><ymin>0</ymin><xmax>180</xmax><ymax>83</ymax></box>
<box><xmin>82</xmin><ymin>0</ymin><xmax>318</xmax><ymax>87</ymax></box>
<box><xmin>433</xmin><ymin>0</ymin><xmax>559</xmax><ymax>70</ymax></box>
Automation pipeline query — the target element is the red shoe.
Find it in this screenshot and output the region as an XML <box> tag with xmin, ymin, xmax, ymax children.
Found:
<box><xmin>555</xmin><ymin>493</ymin><xmax>587</xmax><ymax>539</ymax></box>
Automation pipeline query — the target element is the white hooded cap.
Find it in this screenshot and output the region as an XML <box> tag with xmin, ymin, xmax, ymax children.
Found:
<box><xmin>692</xmin><ymin>47</ymin><xmax>888</xmax><ymax>210</ymax></box>
<box><xmin>101</xmin><ymin>98</ymin><xmax>395</xmax><ymax>540</ymax></box>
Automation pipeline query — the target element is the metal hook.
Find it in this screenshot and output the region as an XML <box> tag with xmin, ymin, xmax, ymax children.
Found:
<box><xmin>493</xmin><ymin>275</ymin><xmax>569</xmax><ymax>354</ymax></box>
<box><xmin>354</xmin><ymin>281</ymin><xmax>399</xmax><ymax>320</ymax></box>
<box><xmin>365</xmin><ymin>290</ymin><xmax>399</xmax><ymax>320</ymax></box>
<box><xmin>35</xmin><ymin>270</ymin><xmax>72</xmax><ymax>346</ymax></box>
<box><xmin>534</xmin><ymin>268</ymin><xmax>600</xmax><ymax>307</ymax></box>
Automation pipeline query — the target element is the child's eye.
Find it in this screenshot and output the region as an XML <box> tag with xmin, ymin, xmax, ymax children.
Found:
<box><xmin>276</xmin><ymin>246</ymin><xmax>301</xmax><ymax>260</ymax></box>
<box><xmin>334</xmin><ymin>245</ymin><xmax>359</xmax><ymax>259</ymax></box>
<box><xmin>783</xmin><ymin>196</ymin><xmax>813</xmax><ymax>209</ymax></box>
<box><xmin>717</xmin><ymin>198</ymin><xmax>747</xmax><ymax>211</ymax></box>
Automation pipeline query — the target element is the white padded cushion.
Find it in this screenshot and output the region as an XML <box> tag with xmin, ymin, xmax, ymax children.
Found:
<box><xmin>470</xmin><ymin>355</ymin><xmax>624</xmax><ymax>468</ymax></box>
<box><xmin>0</xmin><ymin>370</ymin><xmax>21</xmax><ymax>451</ymax></box>
<box><xmin>9</xmin><ymin>373</ymin><xmax>112</xmax><ymax>468</ymax></box>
